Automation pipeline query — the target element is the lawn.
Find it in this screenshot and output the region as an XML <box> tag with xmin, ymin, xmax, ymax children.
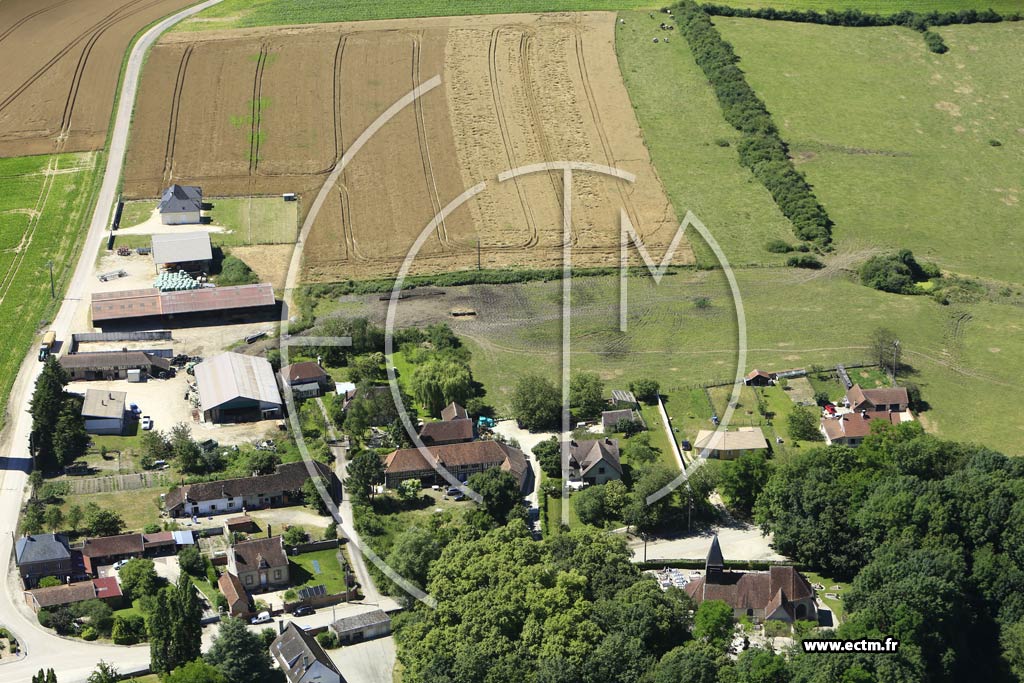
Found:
<box><xmin>616</xmin><ymin>11</ymin><xmax>794</xmax><ymax>267</ymax></box>
<box><xmin>118</xmin><ymin>200</ymin><xmax>153</xmax><ymax>228</ymax></box>
<box><xmin>290</xmin><ymin>547</ymin><xmax>351</xmax><ymax>595</ymax></box>
<box><xmin>802</xmin><ymin>570</ymin><xmax>848</xmax><ymax>621</ymax></box>
<box><xmin>205</xmin><ymin>197</ymin><xmax>298</xmax><ymax>246</ymax></box>
<box><xmin>715</xmin><ymin>19</ymin><xmax>1024</xmax><ymax>285</ymax></box>
<box><xmin>0</xmin><ymin>152</ymin><xmax>101</xmax><ymax>426</ymax></box>
<box><xmin>60</xmin><ymin>488</ymin><xmax>165</xmax><ymax>533</ymax></box>
<box><xmin>636</xmin><ymin>403</ymin><xmax>681</xmax><ymax>471</ymax></box>
<box><xmin>179</xmin><ymin>0</ymin><xmax>662</xmax><ymax>31</ymax></box>
<box><xmin>117</xmin><ymin>197</ymin><xmax>296</xmax><ymax>247</ymax></box>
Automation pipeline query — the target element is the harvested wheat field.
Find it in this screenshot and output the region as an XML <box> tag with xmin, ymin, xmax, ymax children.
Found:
<box><xmin>123</xmin><ymin>13</ymin><xmax>689</xmax><ymax>280</ymax></box>
<box><xmin>0</xmin><ymin>0</ymin><xmax>196</xmax><ymax>157</ymax></box>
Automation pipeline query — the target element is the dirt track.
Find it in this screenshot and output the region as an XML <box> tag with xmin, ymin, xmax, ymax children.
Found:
<box><xmin>122</xmin><ymin>13</ymin><xmax>689</xmax><ymax>280</ymax></box>
<box><xmin>0</xmin><ymin>0</ymin><xmax>196</xmax><ymax>157</ymax></box>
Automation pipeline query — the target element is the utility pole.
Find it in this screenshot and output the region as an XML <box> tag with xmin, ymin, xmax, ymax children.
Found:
<box><xmin>47</xmin><ymin>260</ymin><xmax>54</xmax><ymax>299</ymax></box>
<box><xmin>476</xmin><ymin>239</ymin><xmax>481</xmax><ymax>271</ymax></box>
<box><xmin>892</xmin><ymin>339</ymin><xmax>900</xmax><ymax>380</ymax></box>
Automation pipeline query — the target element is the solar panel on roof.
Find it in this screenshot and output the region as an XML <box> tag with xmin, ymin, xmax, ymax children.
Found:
<box><xmin>297</xmin><ymin>584</ymin><xmax>327</xmax><ymax>600</ymax></box>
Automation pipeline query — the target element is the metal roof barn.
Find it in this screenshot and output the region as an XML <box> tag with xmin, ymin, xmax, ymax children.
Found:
<box><xmin>91</xmin><ymin>283</ymin><xmax>276</xmax><ymax>322</ymax></box>
<box><xmin>151</xmin><ymin>231</ymin><xmax>212</xmax><ymax>265</ymax></box>
<box><xmin>194</xmin><ymin>352</ymin><xmax>282</xmax><ymax>419</ymax></box>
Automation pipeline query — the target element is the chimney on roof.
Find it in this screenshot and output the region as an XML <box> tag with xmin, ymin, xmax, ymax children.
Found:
<box><xmin>570</xmin><ymin>440</ymin><xmax>577</xmax><ymax>447</ymax></box>
<box><xmin>604</xmin><ymin>438</ymin><xmax>611</xmax><ymax>445</ymax></box>
<box><xmin>279</xmin><ymin>619</ymin><xmax>285</xmax><ymax>635</ymax></box>
<box><xmin>302</xmin><ymin>655</ymin><xmax>308</xmax><ymax>671</ymax></box>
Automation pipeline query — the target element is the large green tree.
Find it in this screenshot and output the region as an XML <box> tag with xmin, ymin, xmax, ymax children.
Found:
<box><xmin>117</xmin><ymin>558</ymin><xmax>158</xmax><ymax>602</ymax></box>
<box><xmin>29</xmin><ymin>357</ymin><xmax>71</xmax><ymax>470</ymax></box>
<box><xmin>692</xmin><ymin>600</ymin><xmax>734</xmax><ymax>650</ymax></box>
<box><xmin>719</xmin><ymin>452</ymin><xmax>770</xmax><ymax>516</ymax></box>
<box><xmin>409</xmin><ymin>357</ymin><xmax>473</xmax><ymax>417</ymax></box>
<box><xmin>52</xmin><ymin>398</ymin><xmax>89</xmax><ymax>467</ymax></box>
<box><xmin>206</xmin><ymin>617</ymin><xmax>274</xmax><ymax>683</ymax></box>
<box><xmin>569</xmin><ymin>371</ymin><xmax>605</xmax><ymax>418</ymax></box>
<box><xmin>511</xmin><ymin>374</ymin><xmax>561</xmax><ymax>431</ymax></box>
<box><xmin>467</xmin><ymin>468</ymin><xmax>523</xmax><ymax>524</ymax></box>
<box><xmin>345</xmin><ymin>450</ymin><xmax>384</xmax><ymax>501</ymax></box>
<box><xmin>787</xmin><ymin>404</ymin><xmax>823</xmax><ymax>442</ymax></box>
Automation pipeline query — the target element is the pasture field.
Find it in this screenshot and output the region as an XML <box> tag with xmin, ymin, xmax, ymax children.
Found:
<box><xmin>180</xmin><ymin>0</ymin><xmax>661</xmax><ymax>31</ymax></box>
<box><xmin>0</xmin><ymin>0</ymin><xmax>195</xmax><ymax>157</ymax></box>
<box><xmin>615</xmin><ymin>10</ymin><xmax>795</xmax><ymax>267</ymax></box>
<box><xmin>0</xmin><ymin>152</ymin><xmax>99</xmax><ymax>425</ymax></box>
<box><xmin>124</xmin><ymin>13</ymin><xmax>687</xmax><ymax>281</ymax></box>
<box><xmin>715</xmin><ymin>19</ymin><xmax>1024</xmax><ymax>284</ymax></box>
<box><xmin>330</xmin><ymin>267</ymin><xmax>1023</xmax><ymax>453</ymax></box>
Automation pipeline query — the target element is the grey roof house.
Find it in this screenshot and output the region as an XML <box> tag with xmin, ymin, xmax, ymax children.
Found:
<box><xmin>271</xmin><ymin>622</ymin><xmax>344</xmax><ymax>683</ymax></box>
<box><xmin>16</xmin><ymin>533</ymin><xmax>72</xmax><ymax>588</ymax></box>
<box><xmin>158</xmin><ymin>184</ymin><xmax>202</xmax><ymax>225</ymax></box>
<box><xmin>568</xmin><ymin>438</ymin><xmax>623</xmax><ymax>485</ymax></box>
<box><xmin>81</xmin><ymin>389</ymin><xmax>126</xmax><ymax>435</ymax></box>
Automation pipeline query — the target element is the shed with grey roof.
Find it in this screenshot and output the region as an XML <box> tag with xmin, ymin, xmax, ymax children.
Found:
<box><xmin>194</xmin><ymin>352</ymin><xmax>283</xmax><ymax>423</ymax></box>
<box><xmin>158</xmin><ymin>184</ymin><xmax>202</xmax><ymax>224</ymax></box>
<box><xmin>151</xmin><ymin>231</ymin><xmax>213</xmax><ymax>273</ymax></box>
<box><xmin>330</xmin><ymin>608</ymin><xmax>392</xmax><ymax>644</ymax></box>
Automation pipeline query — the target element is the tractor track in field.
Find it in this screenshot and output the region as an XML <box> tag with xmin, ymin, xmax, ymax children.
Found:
<box><xmin>162</xmin><ymin>43</ymin><xmax>193</xmax><ymax>184</ymax></box>
<box><xmin>573</xmin><ymin>25</ymin><xmax>643</xmax><ymax>241</ymax></box>
<box><xmin>331</xmin><ymin>33</ymin><xmax>347</xmax><ymax>163</ymax></box>
<box><xmin>519</xmin><ymin>28</ymin><xmax>565</xmax><ymax>248</ymax></box>
<box><xmin>248</xmin><ymin>43</ymin><xmax>268</xmax><ymax>176</ymax></box>
<box><xmin>411</xmin><ymin>31</ymin><xmax>449</xmax><ymax>249</ymax></box>
<box><xmin>0</xmin><ymin>0</ymin><xmax>74</xmax><ymax>44</ymax></box>
<box><xmin>0</xmin><ymin>0</ymin><xmax>159</xmax><ymax>116</ymax></box>
<box><xmin>488</xmin><ymin>25</ymin><xmax>540</xmax><ymax>251</ymax></box>
<box><xmin>0</xmin><ymin>157</ymin><xmax>60</xmax><ymax>305</ymax></box>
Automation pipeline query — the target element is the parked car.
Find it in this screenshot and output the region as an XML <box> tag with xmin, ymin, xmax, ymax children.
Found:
<box><xmin>113</xmin><ymin>560</ymin><xmax>130</xmax><ymax>571</ymax></box>
<box><xmin>291</xmin><ymin>605</ymin><xmax>315</xmax><ymax>617</ymax></box>
<box><xmin>141</xmin><ymin>416</ymin><xmax>153</xmax><ymax>430</ymax></box>
<box><xmin>129</xmin><ymin>403</ymin><xmax>141</xmax><ymax>416</ymax></box>
<box><xmin>251</xmin><ymin>611</ymin><xmax>272</xmax><ymax>625</ymax></box>
<box><xmin>445</xmin><ymin>486</ymin><xmax>461</xmax><ymax>497</ymax></box>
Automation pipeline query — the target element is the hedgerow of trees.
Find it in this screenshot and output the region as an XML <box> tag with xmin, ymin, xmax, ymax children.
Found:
<box><xmin>701</xmin><ymin>4</ymin><xmax>1020</xmax><ymax>54</ymax></box>
<box><xmin>29</xmin><ymin>357</ymin><xmax>88</xmax><ymax>471</ymax></box>
<box><xmin>675</xmin><ymin>0</ymin><xmax>833</xmax><ymax>245</ymax></box>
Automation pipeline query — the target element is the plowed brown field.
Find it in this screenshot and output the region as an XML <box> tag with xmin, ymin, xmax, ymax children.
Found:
<box><xmin>123</xmin><ymin>13</ymin><xmax>690</xmax><ymax>280</ymax></box>
<box><xmin>0</xmin><ymin>0</ymin><xmax>196</xmax><ymax>157</ymax></box>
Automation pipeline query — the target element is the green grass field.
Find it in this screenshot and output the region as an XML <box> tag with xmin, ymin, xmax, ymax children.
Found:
<box><xmin>180</xmin><ymin>0</ymin><xmax>1024</xmax><ymax>31</ymax></box>
<box><xmin>459</xmin><ymin>269</ymin><xmax>1023</xmax><ymax>454</ymax></box>
<box><xmin>715</xmin><ymin>19</ymin><xmax>1024</xmax><ymax>284</ymax></box>
<box><xmin>179</xmin><ymin>0</ymin><xmax>661</xmax><ymax>30</ymax></box>
<box><xmin>0</xmin><ymin>152</ymin><xmax>100</xmax><ymax>426</ymax></box>
<box><xmin>616</xmin><ymin>11</ymin><xmax>795</xmax><ymax>266</ymax></box>
<box><xmin>206</xmin><ymin>197</ymin><xmax>297</xmax><ymax>246</ymax></box>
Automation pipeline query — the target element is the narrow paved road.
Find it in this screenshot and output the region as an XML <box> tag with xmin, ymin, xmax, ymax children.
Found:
<box><xmin>316</xmin><ymin>398</ymin><xmax>389</xmax><ymax>607</ymax></box>
<box><xmin>0</xmin><ymin>2</ymin><xmax>224</xmax><ymax>681</ymax></box>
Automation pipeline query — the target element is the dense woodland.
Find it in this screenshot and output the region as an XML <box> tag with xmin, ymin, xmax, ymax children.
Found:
<box><xmin>393</xmin><ymin>422</ymin><xmax>1024</xmax><ymax>682</ymax></box>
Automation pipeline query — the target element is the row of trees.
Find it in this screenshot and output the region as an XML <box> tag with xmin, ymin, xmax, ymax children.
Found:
<box><xmin>701</xmin><ymin>4</ymin><xmax>1018</xmax><ymax>54</ymax></box>
<box><xmin>29</xmin><ymin>358</ymin><xmax>88</xmax><ymax>471</ymax></box>
<box><xmin>675</xmin><ymin>0</ymin><xmax>832</xmax><ymax>244</ymax></box>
